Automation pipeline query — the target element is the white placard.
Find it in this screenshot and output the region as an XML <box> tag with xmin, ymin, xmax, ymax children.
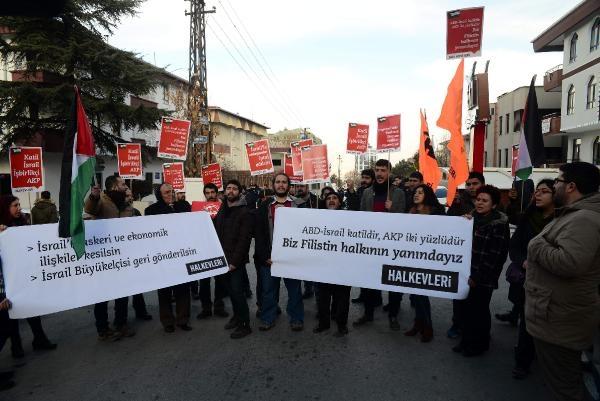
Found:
<box><xmin>271</xmin><ymin>208</ymin><xmax>473</xmax><ymax>300</ymax></box>
<box><xmin>1</xmin><ymin>212</ymin><xmax>228</xmax><ymax>318</ymax></box>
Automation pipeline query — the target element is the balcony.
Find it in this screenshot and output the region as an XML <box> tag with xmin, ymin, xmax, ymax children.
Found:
<box><xmin>10</xmin><ymin>69</ymin><xmax>63</xmax><ymax>84</ymax></box>
<box><xmin>541</xmin><ymin>114</ymin><xmax>561</xmax><ymax>135</ymax></box>
<box><xmin>544</xmin><ymin>64</ymin><xmax>563</xmax><ymax>92</ymax></box>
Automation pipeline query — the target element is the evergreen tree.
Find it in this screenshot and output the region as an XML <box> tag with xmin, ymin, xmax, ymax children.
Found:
<box><xmin>0</xmin><ymin>0</ymin><xmax>165</xmax><ymax>151</ymax></box>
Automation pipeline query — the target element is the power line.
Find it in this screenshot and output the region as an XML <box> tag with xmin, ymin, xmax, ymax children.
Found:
<box><xmin>210</xmin><ymin>16</ymin><xmax>299</xmax><ymax>125</ymax></box>
<box><xmin>206</xmin><ymin>21</ymin><xmax>293</xmax><ymax>126</ymax></box>
<box><xmin>218</xmin><ymin>0</ymin><xmax>305</xmax><ymax>126</ymax></box>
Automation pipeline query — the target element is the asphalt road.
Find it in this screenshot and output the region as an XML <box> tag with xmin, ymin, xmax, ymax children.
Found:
<box><xmin>1</xmin><ymin>260</ymin><xmax>553</xmax><ymax>401</ymax></box>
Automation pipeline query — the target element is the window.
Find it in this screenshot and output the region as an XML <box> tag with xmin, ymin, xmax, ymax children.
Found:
<box><xmin>504</xmin><ymin>148</ymin><xmax>509</xmax><ymax>168</ymax></box>
<box><xmin>587</xmin><ymin>76</ymin><xmax>597</xmax><ymax>109</ymax></box>
<box><xmin>572</xmin><ymin>138</ymin><xmax>581</xmax><ymax>162</ymax></box>
<box><xmin>490</xmin><ymin>107</ymin><xmax>495</xmax><ymax>116</ymax></box>
<box><xmin>505</xmin><ymin>113</ymin><xmax>510</xmax><ymax>134</ymax></box>
<box><xmin>484</xmin><ymin>151</ymin><xmax>488</xmax><ymax>167</ymax></box>
<box><xmin>513</xmin><ymin>110</ymin><xmax>523</xmax><ymax>132</ymax></box>
<box><xmin>499</xmin><ymin>116</ymin><xmax>503</xmax><ymax>135</ymax></box>
<box><xmin>570</xmin><ymin>33</ymin><xmax>578</xmax><ymax>62</ymax></box>
<box><xmin>567</xmin><ymin>85</ymin><xmax>575</xmax><ymax>115</ymax></box>
<box><xmin>591</xmin><ymin>18</ymin><xmax>600</xmax><ymax>51</ymax></box>
<box><xmin>593</xmin><ymin>137</ymin><xmax>600</xmax><ymax>165</ymax></box>
<box><xmin>498</xmin><ymin>150</ymin><xmax>501</xmax><ymax>167</ymax></box>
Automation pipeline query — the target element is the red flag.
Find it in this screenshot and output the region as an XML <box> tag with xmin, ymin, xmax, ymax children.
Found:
<box><xmin>418</xmin><ymin>110</ymin><xmax>441</xmax><ymax>190</ymax></box>
<box><xmin>436</xmin><ymin>59</ymin><xmax>468</xmax><ymax>205</ymax></box>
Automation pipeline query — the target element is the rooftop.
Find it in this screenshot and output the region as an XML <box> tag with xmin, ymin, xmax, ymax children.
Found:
<box><xmin>532</xmin><ymin>0</ymin><xmax>600</xmax><ymax>52</ymax></box>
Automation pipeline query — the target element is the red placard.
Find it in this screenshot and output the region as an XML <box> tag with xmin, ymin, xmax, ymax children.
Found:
<box><xmin>245</xmin><ymin>139</ymin><xmax>274</xmax><ymax>176</ymax></box>
<box><xmin>446</xmin><ymin>7</ymin><xmax>484</xmax><ymax>60</ymax></box>
<box><xmin>157</xmin><ymin>117</ymin><xmax>191</xmax><ymax>160</ymax></box>
<box><xmin>162</xmin><ymin>162</ymin><xmax>185</xmax><ymax>192</ymax></box>
<box><xmin>346</xmin><ymin>123</ymin><xmax>369</xmax><ymax>154</ymax></box>
<box><xmin>9</xmin><ymin>147</ymin><xmax>44</xmax><ymax>193</ymax></box>
<box><xmin>284</xmin><ymin>154</ymin><xmax>303</xmax><ymax>184</ymax></box>
<box><xmin>117</xmin><ymin>143</ymin><xmax>143</xmax><ymax>180</ymax></box>
<box><xmin>290</xmin><ymin>139</ymin><xmax>313</xmax><ymax>175</ymax></box>
<box><xmin>191</xmin><ymin>201</ymin><xmax>222</xmax><ymax>219</ymax></box>
<box><xmin>301</xmin><ymin>144</ymin><xmax>329</xmax><ymax>184</ymax></box>
<box><xmin>511</xmin><ymin>145</ymin><xmax>519</xmax><ymax>177</ymax></box>
<box><xmin>376</xmin><ymin>114</ymin><xmax>401</xmax><ymax>151</ymax></box>
<box><xmin>201</xmin><ymin>163</ymin><xmax>223</xmax><ymax>191</ymax></box>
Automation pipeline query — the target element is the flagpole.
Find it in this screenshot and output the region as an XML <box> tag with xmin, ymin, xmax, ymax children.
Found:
<box><xmin>387</xmin><ymin>150</ymin><xmax>391</xmax><ymax>201</ymax></box>
<box><xmin>520</xmin><ymin>179</ymin><xmax>525</xmax><ymax>214</ymax></box>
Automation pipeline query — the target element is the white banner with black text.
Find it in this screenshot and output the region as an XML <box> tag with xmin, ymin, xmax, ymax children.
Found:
<box><xmin>1</xmin><ymin>212</ymin><xmax>228</xmax><ymax>318</ymax></box>
<box><xmin>271</xmin><ymin>208</ymin><xmax>473</xmax><ymax>300</ymax></box>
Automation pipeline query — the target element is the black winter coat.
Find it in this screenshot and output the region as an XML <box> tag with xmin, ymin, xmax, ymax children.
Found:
<box><xmin>447</xmin><ymin>190</ymin><xmax>475</xmax><ymax>216</ymax></box>
<box><xmin>470</xmin><ymin>210</ymin><xmax>510</xmax><ymax>289</ymax></box>
<box><xmin>253</xmin><ymin>198</ymin><xmax>274</xmax><ymax>266</ymax></box>
<box><xmin>345</xmin><ymin>186</ymin><xmax>368</xmax><ymax>211</ymax></box>
<box><xmin>214</xmin><ymin>200</ymin><xmax>252</xmax><ymax>267</ymax></box>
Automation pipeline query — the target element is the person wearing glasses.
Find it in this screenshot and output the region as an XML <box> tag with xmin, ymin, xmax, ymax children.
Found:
<box><xmin>525</xmin><ymin>162</ymin><xmax>600</xmax><ymax>401</ymax></box>
<box><xmin>506</xmin><ymin>179</ymin><xmax>555</xmax><ymax>380</ymax></box>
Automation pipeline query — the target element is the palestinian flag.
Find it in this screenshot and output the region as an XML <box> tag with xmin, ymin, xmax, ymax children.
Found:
<box><xmin>58</xmin><ymin>86</ymin><xmax>96</xmax><ymax>258</ymax></box>
<box><xmin>515</xmin><ymin>76</ymin><xmax>546</xmax><ymax>180</ymax></box>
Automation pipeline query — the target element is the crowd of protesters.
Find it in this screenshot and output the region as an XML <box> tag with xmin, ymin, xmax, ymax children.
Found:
<box><xmin>0</xmin><ymin>160</ymin><xmax>598</xmax><ymax>401</ymax></box>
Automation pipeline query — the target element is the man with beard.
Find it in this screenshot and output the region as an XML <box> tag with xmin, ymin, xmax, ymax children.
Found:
<box><xmin>313</xmin><ymin>191</ymin><xmax>352</xmax><ymax>337</ymax></box>
<box><xmin>196</xmin><ymin>183</ymin><xmax>228</xmax><ymax>318</ymax></box>
<box><xmin>255</xmin><ymin>173</ymin><xmax>304</xmax><ymax>331</ymax></box>
<box><xmin>295</xmin><ymin>184</ymin><xmax>318</xmax><ymax>209</ymax></box>
<box><xmin>447</xmin><ymin>171</ymin><xmax>485</xmax><ymax>216</ymax></box>
<box><xmin>346</xmin><ymin>169</ymin><xmax>376</xmax><ymax>305</ymax></box>
<box><xmin>214</xmin><ymin>180</ymin><xmax>253</xmax><ymax>339</ymax></box>
<box><xmin>145</xmin><ymin>183</ymin><xmax>193</xmax><ymax>332</ymax></box>
<box><xmin>353</xmin><ymin>159</ymin><xmax>405</xmax><ymax>330</ymax></box>
<box><xmin>446</xmin><ymin>171</ymin><xmax>485</xmax><ymax>339</ymax></box>
<box><xmin>85</xmin><ymin>175</ymin><xmax>136</xmax><ymax>340</ymax></box>
<box><xmin>345</xmin><ymin>169</ymin><xmax>374</xmax><ymax>212</ymax></box>
<box><xmin>525</xmin><ymin>162</ymin><xmax>600</xmax><ymax>401</ymax></box>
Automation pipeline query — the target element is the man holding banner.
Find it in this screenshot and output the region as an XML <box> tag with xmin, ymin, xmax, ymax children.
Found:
<box><xmin>196</xmin><ymin>183</ymin><xmax>228</xmax><ymax>317</ymax></box>
<box><xmin>254</xmin><ymin>173</ymin><xmax>304</xmax><ymax>332</ymax></box>
<box><xmin>145</xmin><ymin>183</ymin><xmax>193</xmax><ymax>333</ymax></box>
<box><xmin>85</xmin><ymin>175</ymin><xmax>136</xmax><ymax>341</ymax></box>
<box><xmin>354</xmin><ymin>159</ymin><xmax>406</xmax><ymax>330</ymax></box>
<box><xmin>313</xmin><ymin>191</ymin><xmax>352</xmax><ymax>337</ymax></box>
<box><xmin>213</xmin><ymin>180</ymin><xmax>253</xmax><ymax>339</ymax></box>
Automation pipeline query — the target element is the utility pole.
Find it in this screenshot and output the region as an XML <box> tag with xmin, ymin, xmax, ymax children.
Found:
<box><xmin>185</xmin><ymin>0</ymin><xmax>215</xmax><ymax>177</ymax></box>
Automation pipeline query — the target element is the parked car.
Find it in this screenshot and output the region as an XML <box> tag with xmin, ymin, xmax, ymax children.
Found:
<box><xmin>435</xmin><ymin>186</ymin><xmax>447</xmax><ymax>206</ymax></box>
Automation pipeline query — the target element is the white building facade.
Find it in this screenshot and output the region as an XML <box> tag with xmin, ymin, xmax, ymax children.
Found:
<box><xmin>533</xmin><ymin>0</ymin><xmax>600</xmax><ymax>165</ymax></box>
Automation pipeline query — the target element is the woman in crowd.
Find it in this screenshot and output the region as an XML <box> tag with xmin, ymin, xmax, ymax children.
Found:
<box><xmin>404</xmin><ymin>184</ymin><xmax>445</xmax><ymax>342</ymax></box>
<box><xmin>144</xmin><ymin>184</ymin><xmax>193</xmax><ymax>333</ymax></box>
<box><xmin>453</xmin><ymin>185</ymin><xmax>510</xmax><ymax>357</ymax></box>
<box><xmin>0</xmin><ymin>195</ymin><xmax>57</xmax><ymax>358</ymax></box>
<box><xmin>313</xmin><ymin>192</ymin><xmax>351</xmax><ymax>337</ymax></box>
<box><xmin>507</xmin><ymin>179</ymin><xmax>555</xmax><ymax>379</ymax></box>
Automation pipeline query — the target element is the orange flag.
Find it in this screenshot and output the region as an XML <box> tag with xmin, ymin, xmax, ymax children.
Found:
<box><xmin>418</xmin><ymin>110</ymin><xmax>442</xmax><ymax>191</ymax></box>
<box><xmin>436</xmin><ymin>59</ymin><xmax>468</xmax><ymax>206</ymax></box>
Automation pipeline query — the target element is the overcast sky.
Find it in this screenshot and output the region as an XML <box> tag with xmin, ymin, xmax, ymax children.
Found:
<box><xmin>111</xmin><ymin>0</ymin><xmax>573</xmax><ymax>174</ymax></box>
